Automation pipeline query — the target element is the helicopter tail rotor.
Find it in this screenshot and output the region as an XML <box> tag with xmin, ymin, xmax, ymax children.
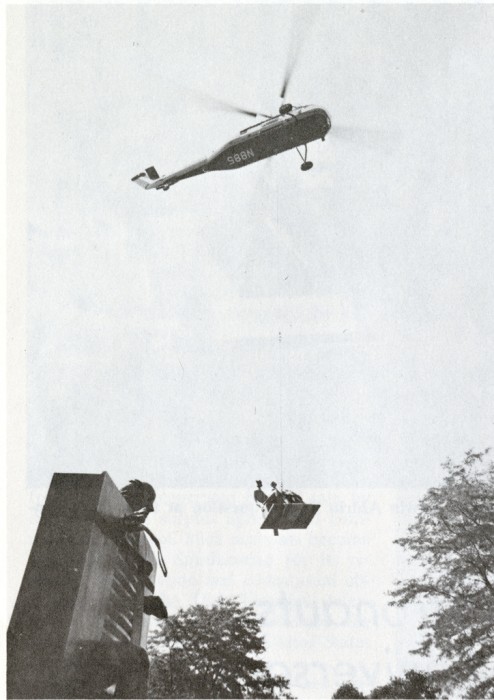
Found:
<box><xmin>131</xmin><ymin>167</ymin><xmax>167</xmax><ymax>190</ymax></box>
<box><xmin>144</xmin><ymin>166</ymin><xmax>160</xmax><ymax>180</ymax></box>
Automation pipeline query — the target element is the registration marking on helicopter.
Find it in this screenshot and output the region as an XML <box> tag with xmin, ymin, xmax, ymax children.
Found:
<box><xmin>226</xmin><ymin>148</ymin><xmax>255</xmax><ymax>166</ymax></box>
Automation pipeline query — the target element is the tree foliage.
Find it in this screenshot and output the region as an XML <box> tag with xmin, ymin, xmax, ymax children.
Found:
<box><xmin>369</xmin><ymin>670</ymin><xmax>439</xmax><ymax>698</ymax></box>
<box><xmin>389</xmin><ymin>449</ymin><xmax>494</xmax><ymax>697</ymax></box>
<box><xmin>147</xmin><ymin>597</ymin><xmax>293</xmax><ymax>698</ymax></box>
<box><xmin>332</xmin><ymin>681</ymin><xmax>366</xmax><ymax>698</ymax></box>
<box><xmin>332</xmin><ymin>671</ymin><xmax>438</xmax><ymax>699</ymax></box>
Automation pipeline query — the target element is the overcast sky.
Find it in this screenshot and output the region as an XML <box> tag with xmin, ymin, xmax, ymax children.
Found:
<box><xmin>8</xmin><ymin>4</ymin><xmax>494</xmax><ymax>697</ymax></box>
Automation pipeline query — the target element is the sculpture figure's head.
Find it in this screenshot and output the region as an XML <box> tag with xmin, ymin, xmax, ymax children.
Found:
<box><xmin>121</xmin><ymin>480</ymin><xmax>156</xmax><ymax>514</ymax></box>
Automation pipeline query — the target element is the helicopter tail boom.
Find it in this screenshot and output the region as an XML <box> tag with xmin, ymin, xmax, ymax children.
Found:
<box><xmin>132</xmin><ymin>158</ymin><xmax>210</xmax><ymax>192</ymax></box>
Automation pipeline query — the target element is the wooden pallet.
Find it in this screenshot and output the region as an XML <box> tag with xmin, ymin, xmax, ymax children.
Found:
<box><xmin>261</xmin><ymin>503</ymin><xmax>320</xmax><ymax>531</ymax></box>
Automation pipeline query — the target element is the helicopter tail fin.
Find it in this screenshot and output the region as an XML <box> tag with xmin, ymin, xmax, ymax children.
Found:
<box><xmin>131</xmin><ymin>166</ymin><xmax>163</xmax><ymax>189</ymax></box>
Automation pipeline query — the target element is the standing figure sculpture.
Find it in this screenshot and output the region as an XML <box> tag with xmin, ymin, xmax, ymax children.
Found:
<box><xmin>253</xmin><ymin>480</ymin><xmax>268</xmax><ymax>510</ymax></box>
<box><xmin>8</xmin><ymin>472</ymin><xmax>167</xmax><ymax>699</ymax></box>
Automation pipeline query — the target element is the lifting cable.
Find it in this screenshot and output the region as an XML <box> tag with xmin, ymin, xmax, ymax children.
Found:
<box><xmin>278</xmin><ymin>330</ymin><xmax>284</xmax><ymax>491</ymax></box>
<box><xmin>275</xmin><ymin>169</ymin><xmax>284</xmax><ymax>491</ymax></box>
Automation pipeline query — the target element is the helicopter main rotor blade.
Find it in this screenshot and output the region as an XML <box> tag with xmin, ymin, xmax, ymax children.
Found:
<box><xmin>218</xmin><ymin>101</ymin><xmax>272</xmax><ymax>119</ymax></box>
<box><xmin>189</xmin><ymin>89</ymin><xmax>272</xmax><ymax>119</ymax></box>
<box><xmin>280</xmin><ymin>70</ymin><xmax>292</xmax><ymax>101</ymax></box>
<box><xmin>280</xmin><ymin>6</ymin><xmax>319</xmax><ymax>100</ymax></box>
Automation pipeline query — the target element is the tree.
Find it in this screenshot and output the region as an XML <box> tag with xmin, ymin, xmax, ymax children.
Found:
<box><xmin>369</xmin><ymin>670</ymin><xmax>439</xmax><ymax>698</ymax></box>
<box><xmin>389</xmin><ymin>449</ymin><xmax>494</xmax><ymax>697</ymax></box>
<box><xmin>147</xmin><ymin>597</ymin><xmax>293</xmax><ymax>698</ymax></box>
<box><xmin>332</xmin><ymin>671</ymin><xmax>438</xmax><ymax>699</ymax></box>
<box><xmin>332</xmin><ymin>681</ymin><xmax>365</xmax><ymax>698</ymax></box>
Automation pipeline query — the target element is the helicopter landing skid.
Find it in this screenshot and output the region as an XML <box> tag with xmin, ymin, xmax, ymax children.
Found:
<box><xmin>296</xmin><ymin>144</ymin><xmax>313</xmax><ymax>171</ymax></box>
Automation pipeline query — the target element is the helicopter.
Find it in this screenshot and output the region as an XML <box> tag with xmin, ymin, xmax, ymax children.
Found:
<box><xmin>132</xmin><ymin>20</ymin><xmax>332</xmax><ymax>194</ymax></box>
<box><xmin>131</xmin><ymin>101</ymin><xmax>331</xmax><ymax>193</ymax></box>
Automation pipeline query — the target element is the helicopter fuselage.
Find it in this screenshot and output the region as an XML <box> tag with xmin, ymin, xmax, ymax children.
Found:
<box><xmin>132</xmin><ymin>105</ymin><xmax>331</xmax><ymax>191</ymax></box>
<box><xmin>210</xmin><ymin>105</ymin><xmax>330</xmax><ymax>170</ymax></box>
